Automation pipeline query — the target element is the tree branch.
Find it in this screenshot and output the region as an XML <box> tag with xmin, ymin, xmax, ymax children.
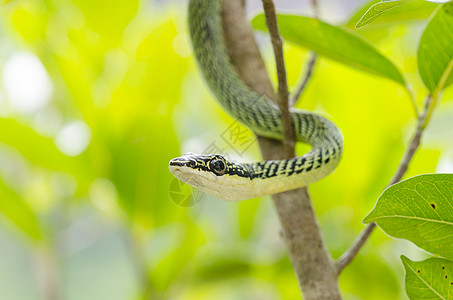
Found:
<box><xmin>33</xmin><ymin>244</ymin><xmax>60</xmax><ymax>300</ymax></box>
<box><xmin>336</xmin><ymin>93</ymin><xmax>434</xmax><ymax>274</ymax></box>
<box><xmin>290</xmin><ymin>54</ymin><xmax>317</xmax><ymax>107</ymax></box>
<box><xmin>221</xmin><ymin>1</ymin><xmax>342</xmax><ymax>298</ymax></box>
<box><xmin>261</xmin><ymin>0</ymin><xmax>295</xmax><ymax>158</ymax></box>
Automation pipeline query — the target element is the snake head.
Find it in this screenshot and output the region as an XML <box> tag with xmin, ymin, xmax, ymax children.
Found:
<box><xmin>169</xmin><ymin>153</ymin><xmax>253</xmax><ymax>201</ymax></box>
<box><xmin>169</xmin><ymin>153</ymin><xmax>227</xmax><ymax>174</ymax></box>
<box><xmin>169</xmin><ymin>153</ymin><xmax>227</xmax><ymax>191</ymax></box>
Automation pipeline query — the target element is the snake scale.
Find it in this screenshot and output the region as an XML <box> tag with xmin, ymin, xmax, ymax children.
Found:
<box><xmin>169</xmin><ymin>0</ymin><xmax>343</xmax><ymax>201</ymax></box>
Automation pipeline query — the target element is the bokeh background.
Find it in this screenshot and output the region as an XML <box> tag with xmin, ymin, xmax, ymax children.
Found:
<box><xmin>0</xmin><ymin>0</ymin><xmax>452</xmax><ymax>299</ymax></box>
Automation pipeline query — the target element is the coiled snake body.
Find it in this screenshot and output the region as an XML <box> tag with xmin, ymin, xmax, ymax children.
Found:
<box><xmin>169</xmin><ymin>0</ymin><xmax>343</xmax><ymax>201</ymax></box>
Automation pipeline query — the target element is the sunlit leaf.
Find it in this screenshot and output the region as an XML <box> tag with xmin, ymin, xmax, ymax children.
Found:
<box><xmin>251</xmin><ymin>14</ymin><xmax>406</xmax><ymax>85</ymax></box>
<box><xmin>364</xmin><ymin>174</ymin><xmax>453</xmax><ymax>259</ymax></box>
<box><xmin>346</xmin><ymin>0</ymin><xmax>438</xmax><ymax>29</ymax></box>
<box><xmin>0</xmin><ymin>178</ymin><xmax>42</xmax><ymax>240</ymax></box>
<box><xmin>355</xmin><ymin>1</ymin><xmax>411</xmax><ymax>29</ymax></box>
<box><xmin>401</xmin><ymin>256</ymin><xmax>453</xmax><ymax>300</ymax></box>
<box><xmin>418</xmin><ymin>2</ymin><xmax>453</xmax><ymax>92</ymax></box>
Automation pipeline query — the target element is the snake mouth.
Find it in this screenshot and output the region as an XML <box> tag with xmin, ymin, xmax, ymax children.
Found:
<box><xmin>169</xmin><ymin>159</ymin><xmax>197</xmax><ymax>177</ymax></box>
<box><xmin>169</xmin><ymin>160</ymin><xmax>185</xmax><ymax>167</ymax></box>
<box><xmin>169</xmin><ymin>159</ymin><xmax>192</xmax><ymax>175</ymax></box>
<box><xmin>169</xmin><ymin>157</ymin><xmax>197</xmax><ymax>168</ymax></box>
<box><xmin>168</xmin><ymin>163</ymin><xmax>183</xmax><ymax>175</ymax></box>
<box><xmin>169</xmin><ymin>160</ymin><xmax>181</xmax><ymax>175</ymax></box>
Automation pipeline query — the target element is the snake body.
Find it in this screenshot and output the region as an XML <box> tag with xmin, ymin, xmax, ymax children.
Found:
<box><xmin>169</xmin><ymin>0</ymin><xmax>343</xmax><ymax>201</ymax></box>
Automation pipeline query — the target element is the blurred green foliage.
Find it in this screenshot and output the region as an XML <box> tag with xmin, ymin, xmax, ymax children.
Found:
<box><xmin>0</xmin><ymin>0</ymin><xmax>451</xmax><ymax>299</ymax></box>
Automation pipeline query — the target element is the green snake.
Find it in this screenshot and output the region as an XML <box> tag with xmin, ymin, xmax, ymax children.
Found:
<box><xmin>169</xmin><ymin>0</ymin><xmax>343</xmax><ymax>201</ymax></box>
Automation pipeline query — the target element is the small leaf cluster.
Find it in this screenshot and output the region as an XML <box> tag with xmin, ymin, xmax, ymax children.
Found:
<box><xmin>365</xmin><ymin>175</ymin><xmax>453</xmax><ymax>299</ymax></box>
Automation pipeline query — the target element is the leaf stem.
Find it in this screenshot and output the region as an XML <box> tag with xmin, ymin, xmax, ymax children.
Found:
<box><xmin>422</xmin><ymin>90</ymin><xmax>440</xmax><ymax>129</ymax></box>
<box><xmin>406</xmin><ymin>85</ymin><xmax>420</xmax><ymax>118</ymax></box>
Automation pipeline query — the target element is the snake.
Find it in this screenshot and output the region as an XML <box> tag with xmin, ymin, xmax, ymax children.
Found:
<box><xmin>168</xmin><ymin>0</ymin><xmax>343</xmax><ymax>201</ymax></box>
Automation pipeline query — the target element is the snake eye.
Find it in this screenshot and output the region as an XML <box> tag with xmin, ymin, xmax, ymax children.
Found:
<box><xmin>210</xmin><ymin>158</ymin><xmax>226</xmax><ymax>175</ymax></box>
<box><xmin>188</xmin><ymin>160</ymin><xmax>196</xmax><ymax>168</ymax></box>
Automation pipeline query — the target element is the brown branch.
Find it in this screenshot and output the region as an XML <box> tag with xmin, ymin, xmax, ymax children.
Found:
<box><xmin>336</xmin><ymin>93</ymin><xmax>434</xmax><ymax>274</ymax></box>
<box><xmin>127</xmin><ymin>230</ymin><xmax>162</xmax><ymax>300</ymax></box>
<box><xmin>261</xmin><ymin>0</ymin><xmax>295</xmax><ymax>158</ymax></box>
<box><xmin>311</xmin><ymin>0</ymin><xmax>320</xmax><ymax>17</ymax></box>
<box><xmin>33</xmin><ymin>244</ymin><xmax>60</xmax><ymax>300</ymax></box>
<box><xmin>290</xmin><ymin>54</ymin><xmax>318</xmax><ymax>107</ymax></box>
<box><xmin>222</xmin><ymin>1</ymin><xmax>342</xmax><ymax>298</ymax></box>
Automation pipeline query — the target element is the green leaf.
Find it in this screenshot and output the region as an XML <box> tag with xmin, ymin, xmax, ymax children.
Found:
<box><xmin>346</xmin><ymin>0</ymin><xmax>438</xmax><ymax>29</ymax></box>
<box><xmin>364</xmin><ymin>174</ymin><xmax>453</xmax><ymax>259</ymax></box>
<box><xmin>418</xmin><ymin>2</ymin><xmax>453</xmax><ymax>92</ymax></box>
<box><xmin>0</xmin><ymin>178</ymin><xmax>42</xmax><ymax>240</ymax></box>
<box><xmin>251</xmin><ymin>14</ymin><xmax>406</xmax><ymax>85</ymax></box>
<box><xmin>401</xmin><ymin>256</ymin><xmax>453</xmax><ymax>300</ymax></box>
<box><xmin>356</xmin><ymin>1</ymin><xmax>411</xmax><ymax>29</ymax></box>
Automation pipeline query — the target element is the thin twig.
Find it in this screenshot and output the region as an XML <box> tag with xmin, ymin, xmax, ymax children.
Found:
<box><xmin>336</xmin><ymin>93</ymin><xmax>434</xmax><ymax>274</ymax></box>
<box><xmin>261</xmin><ymin>0</ymin><xmax>295</xmax><ymax>158</ymax></box>
<box><xmin>335</xmin><ymin>222</ymin><xmax>376</xmax><ymax>274</ymax></box>
<box><xmin>290</xmin><ymin>0</ymin><xmax>319</xmax><ymax>107</ymax></box>
<box><xmin>390</xmin><ymin>94</ymin><xmax>432</xmax><ymax>185</ymax></box>
<box><xmin>311</xmin><ymin>0</ymin><xmax>319</xmax><ymax>17</ymax></box>
<box><xmin>290</xmin><ymin>54</ymin><xmax>317</xmax><ymax>106</ymax></box>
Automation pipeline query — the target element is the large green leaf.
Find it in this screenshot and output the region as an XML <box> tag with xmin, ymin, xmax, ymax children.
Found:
<box><xmin>356</xmin><ymin>1</ymin><xmax>411</xmax><ymax>29</ymax></box>
<box><xmin>418</xmin><ymin>2</ymin><xmax>453</xmax><ymax>92</ymax></box>
<box><xmin>401</xmin><ymin>256</ymin><xmax>453</xmax><ymax>300</ymax></box>
<box><xmin>364</xmin><ymin>174</ymin><xmax>453</xmax><ymax>259</ymax></box>
<box><xmin>0</xmin><ymin>179</ymin><xmax>42</xmax><ymax>241</ymax></box>
<box><xmin>251</xmin><ymin>14</ymin><xmax>406</xmax><ymax>85</ymax></box>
